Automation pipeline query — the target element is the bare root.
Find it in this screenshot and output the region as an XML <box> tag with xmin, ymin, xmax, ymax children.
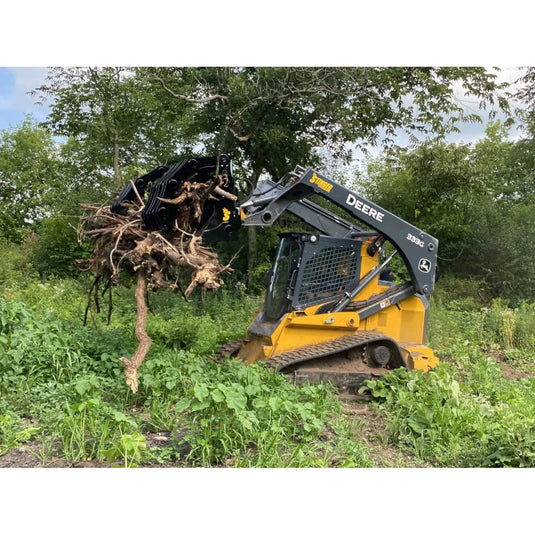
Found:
<box><xmin>119</xmin><ymin>267</ymin><xmax>151</xmax><ymax>393</ymax></box>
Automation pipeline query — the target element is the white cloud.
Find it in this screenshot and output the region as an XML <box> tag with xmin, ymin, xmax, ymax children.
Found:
<box><xmin>6</xmin><ymin>67</ymin><xmax>50</xmax><ymax>118</ymax></box>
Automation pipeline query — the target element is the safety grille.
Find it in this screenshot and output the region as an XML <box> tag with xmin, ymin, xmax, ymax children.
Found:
<box><xmin>296</xmin><ymin>245</ymin><xmax>360</xmax><ymax>306</ymax></box>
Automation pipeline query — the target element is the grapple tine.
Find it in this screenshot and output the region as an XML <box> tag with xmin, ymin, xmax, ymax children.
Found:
<box><xmin>110</xmin><ymin>166</ymin><xmax>168</xmax><ymax>214</ymax></box>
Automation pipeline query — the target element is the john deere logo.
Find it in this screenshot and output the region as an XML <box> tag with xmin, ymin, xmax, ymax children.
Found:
<box><xmin>418</xmin><ymin>258</ymin><xmax>431</xmax><ymax>273</ymax></box>
<box><xmin>222</xmin><ymin>207</ymin><xmax>231</xmax><ymax>222</ymax></box>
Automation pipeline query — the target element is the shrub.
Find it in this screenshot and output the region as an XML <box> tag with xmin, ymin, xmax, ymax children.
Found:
<box><xmin>27</xmin><ymin>215</ymin><xmax>89</xmax><ymax>278</ymax></box>
<box><xmin>364</xmin><ymin>364</ymin><xmax>535</xmax><ymax>467</ymax></box>
<box><xmin>0</xmin><ymin>239</ymin><xmax>38</xmax><ymax>289</ymax></box>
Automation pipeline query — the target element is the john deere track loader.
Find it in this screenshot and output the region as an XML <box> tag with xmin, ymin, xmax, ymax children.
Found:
<box><xmin>113</xmin><ymin>152</ymin><xmax>439</xmax><ymax>392</ymax></box>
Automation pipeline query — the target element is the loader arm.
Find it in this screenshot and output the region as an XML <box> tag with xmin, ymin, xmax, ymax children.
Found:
<box><xmin>242</xmin><ymin>176</ymin><xmax>367</xmax><ymax>239</ymax></box>
<box><xmin>238</xmin><ymin>167</ymin><xmax>438</xmax><ymax>296</ymax></box>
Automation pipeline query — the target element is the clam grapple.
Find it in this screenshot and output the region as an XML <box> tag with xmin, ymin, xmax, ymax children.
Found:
<box><xmin>113</xmin><ymin>153</ymin><xmax>439</xmax><ymax>393</ymax></box>
<box><xmin>111</xmin><ymin>153</ymin><xmax>241</xmax><ymax>239</ymax></box>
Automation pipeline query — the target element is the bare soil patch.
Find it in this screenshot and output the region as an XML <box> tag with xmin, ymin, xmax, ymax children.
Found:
<box><xmin>487</xmin><ymin>349</ymin><xmax>535</xmax><ymax>380</ymax></box>
<box><xmin>0</xmin><ymin>433</ymin><xmax>183</xmax><ymax>468</ymax></box>
<box><xmin>0</xmin><ymin>442</ymin><xmax>110</xmax><ymax>468</ymax></box>
<box><xmin>339</xmin><ymin>395</ymin><xmax>431</xmax><ymax>468</ymax></box>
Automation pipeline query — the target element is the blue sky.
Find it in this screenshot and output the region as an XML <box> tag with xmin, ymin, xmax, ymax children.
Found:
<box><xmin>0</xmin><ymin>67</ymin><xmax>50</xmax><ymax>130</ymax></box>
<box><xmin>0</xmin><ymin>66</ymin><xmax>524</xmax><ymax>150</ymax></box>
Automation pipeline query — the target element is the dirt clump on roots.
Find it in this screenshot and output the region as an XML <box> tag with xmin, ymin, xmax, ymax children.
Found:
<box><xmin>77</xmin><ymin>175</ymin><xmax>235</xmax><ymax>393</ymax></box>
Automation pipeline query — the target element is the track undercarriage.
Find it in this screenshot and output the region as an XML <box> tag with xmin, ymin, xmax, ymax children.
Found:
<box><xmin>218</xmin><ymin>331</ymin><xmax>412</xmax><ymax>394</ymax></box>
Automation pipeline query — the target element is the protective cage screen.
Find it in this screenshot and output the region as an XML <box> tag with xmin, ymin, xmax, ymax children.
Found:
<box><xmin>296</xmin><ymin>245</ymin><xmax>360</xmax><ymax>306</ymax></box>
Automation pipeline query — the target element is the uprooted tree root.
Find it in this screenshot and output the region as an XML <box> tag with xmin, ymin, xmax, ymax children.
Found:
<box><xmin>77</xmin><ymin>178</ymin><xmax>235</xmax><ymax>392</ymax></box>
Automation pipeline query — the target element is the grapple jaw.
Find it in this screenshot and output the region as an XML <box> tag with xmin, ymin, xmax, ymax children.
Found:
<box><xmin>110</xmin><ymin>166</ymin><xmax>168</xmax><ymax>214</ymax></box>
<box><xmin>110</xmin><ymin>152</ymin><xmax>243</xmax><ymax>240</ymax></box>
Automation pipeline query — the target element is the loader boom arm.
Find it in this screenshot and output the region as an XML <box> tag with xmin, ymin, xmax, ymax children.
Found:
<box><xmin>109</xmin><ymin>155</ymin><xmax>438</xmax><ymax>296</ymax></box>
<box><xmin>239</xmin><ymin>167</ymin><xmax>438</xmax><ymax>296</ymax></box>
<box><xmin>247</xmin><ymin>176</ymin><xmax>367</xmax><ymax>239</ymax></box>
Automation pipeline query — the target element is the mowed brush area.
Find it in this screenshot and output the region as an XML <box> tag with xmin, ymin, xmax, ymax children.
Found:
<box><xmin>2</xmin><ymin>263</ymin><xmax>535</xmax><ymax>468</ymax></box>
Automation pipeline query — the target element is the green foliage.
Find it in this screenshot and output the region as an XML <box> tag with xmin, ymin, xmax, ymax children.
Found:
<box><xmin>103</xmin><ymin>432</ymin><xmax>147</xmax><ymax>467</ymax></box>
<box><xmin>162</xmin><ymin>358</ymin><xmax>372</xmax><ymax>468</ymax></box>
<box><xmin>27</xmin><ymin>215</ymin><xmax>89</xmax><ymax>278</ymax></box>
<box><xmin>361</xmin><ymin>125</ymin><xmax>535</xmax><ymax>303</ymax></box>
<box><xmin>3</xmin><ymin>263</ymin><xmax>535</xmax><ymax>468</ymax></box>
<box><xmin>0</xmin><ymin>239</ymin><xmax>38</xmax><ymax>287</ymax></box>
<box><xmin>144</xmin><ymin>289</ymin><xmax>261</xmax><ymax>355</ymax></box>
<box><xmin>364</xmin><ymin>363</ymin><xmax>535</xmax><ymax>467</ymax></box>
<box><xmin>56</xmin><ymin>397</ymin><xmax>138</xmax><ymax>461</ymax></box>
<box><xmin>0</xmin><ymin>405</ymin><xmax>40</xmax><ymax>456</ymax></box>
<box><xmin>0</xmin><ymin>290</ymin><xmax>138</xmax><ymax>395</ymax></box>
<box><xmin>0</xmin><ymin>119</ymin><xmax>62</xmax><ymax>241</ymax></box>
<box><xmin>173</xmin><ymin>361</ymin><xmax>336</xmax><ymax>466</ymax></box>
<box><xmin>363</xmin><ymin>295</ymin><xmax>535</xmax><ymax>467</ymax></box>
<box><xmin>480</xmin><ymin>300</ymin><xmax>535</xmax><ymax>351</ymax></box>
<box><xmin>3</xmin><ymin>67</ymin><xmax>535</xmax><ymax>468</ymax></box>
<box><xmin>35</xmin><ymin>67</ymin><xmax>188</xmax><ymax>186</ymax></box>
<box><xmin>27</xmin><ymin>67</ymin><xmax>509</xmax><ymax>288</ymax></box>
<box><xmin>0</xmin><ymin>277</ymin><xmax>372</xmax><ymax>467</ymax></box>
<box><xmin>131</xmin><ymin>345</ymin><xmax>372</xmax><ymax>467</ymax></box>
<box><xmin>429</xmin><ymin>290</ymin><xmax>535</xmax><ymax>355</ymax></box>
<box><xmin>463</xmin><ymin>201</ymin><xmax>535</xmax><ymax>303</ymax></box>
<box><xmin>363</xmin><ymin>140</ymin><xmax>488</xmax><ymax>260</ymax></box>
<box><xmin>144</xmin><ymin>67</ymin><xmax>506</xmax><ymax>178</ymax></box>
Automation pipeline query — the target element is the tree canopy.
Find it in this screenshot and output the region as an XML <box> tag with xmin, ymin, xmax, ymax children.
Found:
<box><xmin>142</xmin><ymin>66</ymin><xmax>510</xmax><ymax>179</ymax></box>
<box><xmin>0</xmin><ymin>118</ymin><xmax>61</xmax><ymax>241</ymax></box>
<box><xmin>33</xmin><ymin>67</ymin><xmax>188</xmax><ymax>187</ymax></box>
<box><xmin>2</xmin><ymin>65</ymin><xmax>533</xmax><ymax>296</ymax></box>
<box><xmin>360</xmin><ymin>121</ymin><xmax>535</xmax><ymax>303</ymax></box>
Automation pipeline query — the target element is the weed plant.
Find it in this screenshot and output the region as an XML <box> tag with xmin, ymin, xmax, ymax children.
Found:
<box><xmin>0</xmin><ymin>280</ymin><xmax>372</xmax><ymax>467</ymax></box>
<box><xmin>0</xmin><ymin>402</ymin><xmax>40</xmax><ymax>456</ymax></box>
<box><xmin>363</xmin><ymin>290</ymin><xmax>535</xmax><ymax>467</ymax></box>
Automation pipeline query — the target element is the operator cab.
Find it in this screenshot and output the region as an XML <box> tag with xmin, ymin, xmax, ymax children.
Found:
<box><xmin>264</xmin><ymin>233</ymin><xmax>364</xmax><ymax>322</ymax></box>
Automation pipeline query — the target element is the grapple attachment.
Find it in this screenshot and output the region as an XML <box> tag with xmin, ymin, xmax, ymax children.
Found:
<box><xmin>110</xmin><ymin>153</ymin><xmax>242</xmax><ymax>239</ymax></box>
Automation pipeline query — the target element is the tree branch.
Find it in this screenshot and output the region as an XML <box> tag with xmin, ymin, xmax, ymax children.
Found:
<box><xmin>227</xmin><ymin>125</ymin><xmax>251</xmax><ymax>142</ymax></box>
<box><xmin>153</xmin><ymin>74</ymin><xmax>228</xmax><ymax>104</ymax></box>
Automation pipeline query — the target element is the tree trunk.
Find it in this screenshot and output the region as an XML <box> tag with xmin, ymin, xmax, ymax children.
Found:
<box><xmin>113</xmin><ymin>127</ymin><xmax>122</xmax><ymax>186</ymax></box>
<box><xmin>246</xmin><ymin>168</ymin><xmax>262</xmax><ymax>291</ymax></box>
<box><xmin>247</xmin><ymin>226</ymin><xmax>257</xmax><ymax>290</ymax></box>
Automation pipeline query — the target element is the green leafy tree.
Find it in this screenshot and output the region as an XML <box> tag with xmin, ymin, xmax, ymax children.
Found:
<box><xmin>463</xmin><ymin>200</ymin><xmax>535</xmax><ymax>301</ymax></box>
<box><xmin>145</xmin><ymin>67</ymin><xmax>509</xmax><ymax>175</ymax></box>
<box><xmin>0</xmin><ymin>118</ymin><xmax>61</xmax><ymax>242</ymax></box>
<box><xmin>363</xmin><ymin>140</ymin><xmax>484</xmax><ymax>261</ymax></box>
<box><xmin>505</xmin><ymin>115</ymin><xmax>535</xmax><ymax>204</ymax></box>
<box><xmin>142</xmin><ymin>66</ymin><xmax>509</xmax><ymax>287</ymax></box>
<box><xmin>361</xmin><ymin>121</ymin><xmax>535</xmax><ymax>302</ymax></box>
<box><xmin>34</xmin><ymin>67</ymin><xmax>187</xmax><ymax>189</ymax></box>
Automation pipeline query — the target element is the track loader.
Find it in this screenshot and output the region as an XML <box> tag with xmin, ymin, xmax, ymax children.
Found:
<box><xmin>112</xmin><ymin>152</ymin><xmax>439</xmax><ymax>393</ymax></box>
